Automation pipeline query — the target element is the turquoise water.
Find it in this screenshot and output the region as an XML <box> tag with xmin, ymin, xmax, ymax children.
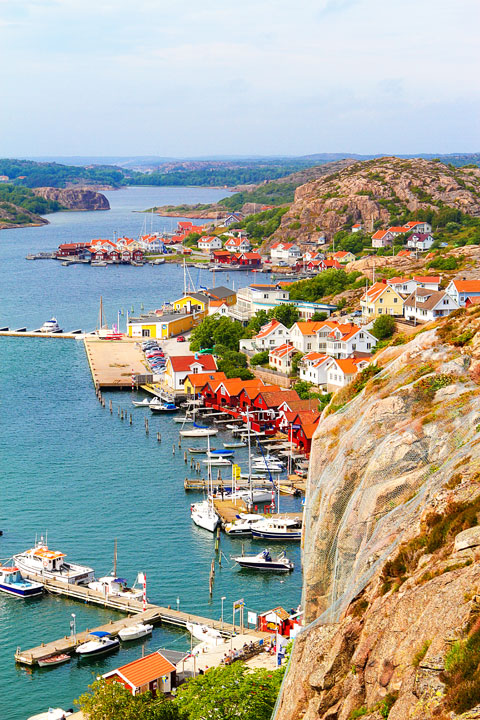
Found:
<box><xmin>0</xmin><ymin>188</ymin><xmax>302</xmax><ymax>720</ymax></box>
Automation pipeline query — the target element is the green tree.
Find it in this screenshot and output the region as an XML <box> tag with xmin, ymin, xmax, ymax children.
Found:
<box><xmin>76</xmin><ymin>679</ymin><xmax>184</xmax><ymax>720</ymax></box>
<box><xmin>288</xmin><ymin>269</ymin><xmax>363</xmax><ymax>303</ymax></box>
<box><xmin>246</xmin><ymin>310</ymin><xmax>270</xmax><ymax>336</ymax></box>
<box><xmin>250</xmin><ymin>350</ymin><xmax>270</xmax><ymax>366</ymax></box>
<box><xmin>372</xmin><ymin>314</ymin><xmax>396</xmax><ymax>340</ymax></box>
<box><xmin>269</xmin><ymin>303</ymin><xmax>300</xmax><ymax>328</ymax></box>
<box><xmin>175</xmin><ymin>662</ymin><xmax>283</xmax><ymax>720</ymax></box>
<box><xmin>290</xmin><ymin>352</ymin><xmax>304</xmax><ymax>376</ymax></box>
<box><xmin>190</xmin><ymin>316</ymin><xmax>246</xmax><ymax>352</ymax></box>
<box><xmin>311</xmin><ymin>311</ymin><xmax>328</xmax><ymax>322</ymax></box>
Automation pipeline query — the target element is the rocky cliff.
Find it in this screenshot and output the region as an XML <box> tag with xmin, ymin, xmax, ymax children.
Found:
<box><xmin>277</xmin><ymin>307</ymin><xmax>480</xmax><ymax>720</ymax></box>
<box><xmin>32</xmin><ymin>186</ymin><xmax>110</xmax><ymax>210</ymax></box>
<box><xmin>267</xmin><ymin>157</ymin><xmax>480</xmax><ymax>245</ymax></box>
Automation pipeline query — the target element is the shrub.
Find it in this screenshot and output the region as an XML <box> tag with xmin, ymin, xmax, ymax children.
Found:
<box><xmin>250</xmin><ymin>351</ymin><xmax>269</xmax><ymax>366</ymax></box>
<box><xmin>372</xmin><ymin>315</ymin><xmax>396</xmax><ymax>340</ymax></box>
<box><xmin>426</xmin><ymin>256</ymin><xmax>459</xmax><ymax>271</ymax></box>
<box><xmin>412</xmin><ymin>640</ymin><xmax>431</xmax><ymax>667</ymax></box>
<box><xmin>442</xmin><ymin>629</ymin><xmax>480</xmax><ymax>713</ymax></box>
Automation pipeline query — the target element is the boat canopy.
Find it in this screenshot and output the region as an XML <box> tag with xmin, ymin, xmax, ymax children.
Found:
<box><xmin>113</xmin><ymin>578</ymin><xmax>127</xmax><ymax>584</ymax></box>
<box><xmin>193</xmin><ymin>422</ymin><xmax>208</xmax><ymax>429</ymax></box>
<box><xmin>90</xmin><ymin>631</ymin><xmax>110</xmax><ymax>638</ymax></box>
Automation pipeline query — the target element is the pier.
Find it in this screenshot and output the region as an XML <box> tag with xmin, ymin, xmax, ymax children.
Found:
<box><xmin>14</xmin><ymin>572</ymin><xmax>269</xmax><ymax>666</ymax></box>
<box><xmin>84</xmin><ymin>337</ymin><xmax>146</xmax><ymax>388</ymax></box>
<box><xmin>0</xmin><ymin>329</ymin><xmax>88</xmax><ymax>339</ymax></box>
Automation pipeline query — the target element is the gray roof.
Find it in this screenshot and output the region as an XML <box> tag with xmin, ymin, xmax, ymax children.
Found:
<box><xmin>205</xmin><ymin>286</ymin><xmax>234</xmax><ymax>299</ymax></box>
<box><xmin>404</xmin><ymin>288</ymin><xmax>447</xmax><ymax>310</ymax></box>
<box><xmin>157</xmin><ymin>648</ymin><xmax>190</xmax><ymax>666</ymax></box>
<box><xmin>129</xmin><ymin>311</ymin><xmax>198</xmax><ymax>324</ymax></box>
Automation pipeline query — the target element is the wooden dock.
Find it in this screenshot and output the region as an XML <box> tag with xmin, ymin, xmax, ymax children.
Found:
<box><xmin>84</xmin><ymin>337</ymin><xmax>146</xmax><ymax>388</ymax></box>
<box><xmin>14</xmin><ymin>572</ymin><xmax>267</xmax><ymax>666</ymax></box>
<box><xmin>0</xmin><ymin>330</ymin><xmax>87</xmax><ymax>339</ymax></box>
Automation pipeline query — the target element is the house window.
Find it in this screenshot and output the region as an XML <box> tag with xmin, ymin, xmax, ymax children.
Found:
<box><xmin>307</xmin><ymin>342</ymin><xmax>311</xmax><ymax>350</ymax></box>
<box><xmin>394</xmin><ymin>298</ymin><xmax>397</xmax><ymax>303</ymax></box>
<box><xmin>193</xmin><ymin>367</ymin><xmax>198</xmax><ymax>374</ymax></box>
<box><xmin>378</xmin><ymin>309</ymin><xmax>383</xmax><ymax>314</ymax></box>
<box><xmin>352</xmin><ymin>343</ymin><xmax>356</xmax><ymax>350</ymax></box>
<box><xmin>367</xmin><ymin>343</ymin><xmax>371</xmax><ymax>349</ymax></box>
<box><xmin>142</xmin><ymin>329</ymin><xmax>150</xmax><ymax>337</ymax></box>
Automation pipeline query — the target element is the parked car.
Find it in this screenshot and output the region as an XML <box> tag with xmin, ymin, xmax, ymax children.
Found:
<box><xmin>176</xmin><ymin>335</ymin><xmax>186</xmax><ymax>342</ymax></box>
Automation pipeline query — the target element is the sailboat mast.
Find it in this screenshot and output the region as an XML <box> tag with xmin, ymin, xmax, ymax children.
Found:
<box><xmin>247</xmin><ymin>408</ymin><xmax>252</xmax><ymax>505</ymax></box>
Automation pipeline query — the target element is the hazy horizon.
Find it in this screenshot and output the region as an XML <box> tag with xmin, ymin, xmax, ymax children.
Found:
<box><xmin>1</xmin><ymin>0</ymin><xmax>479</xmax><ymax>156</ymax></box>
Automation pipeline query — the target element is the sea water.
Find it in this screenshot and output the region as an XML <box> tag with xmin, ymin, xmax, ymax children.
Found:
<box><xmin>0</xmin><ymin>187</ymin><xmax>302</xmax><ymax>720</ymax></box>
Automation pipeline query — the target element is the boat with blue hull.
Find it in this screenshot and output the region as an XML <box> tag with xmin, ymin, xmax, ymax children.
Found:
<box><xmin>0</xmin><ymin>567</ymin><xmax>43</xmax><ymax>598</ymax></box>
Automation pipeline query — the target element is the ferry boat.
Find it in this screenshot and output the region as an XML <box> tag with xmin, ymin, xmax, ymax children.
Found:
<box><xmin>14</xmin><ymin>538</ymin><xmax>95</xmax><ymax>585</ymax></box>
<box><xmin>40</xmin><ymin>318</ymin><xmax>62</xmax><ymax>333</ymax></box>
<box><xmin>0</xmin><ymin>566</ymin><xmax>43</xmax><ymax>597</ymax></box>
<box><xmin>232</xmin><ymin>548</ymin><xmax>294</xmax><ymax>572</ymax></box>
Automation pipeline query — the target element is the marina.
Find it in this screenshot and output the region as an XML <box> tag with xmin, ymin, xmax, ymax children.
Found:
<box><xmin>84</xmin><ymin>336</ymin><xmax>147</xmax><ymax>388</ymax></box>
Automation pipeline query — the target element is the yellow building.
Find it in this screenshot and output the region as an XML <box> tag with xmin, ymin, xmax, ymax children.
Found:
<box><xmin>173</xmin><ymin>293</ymin><xmax>208</xmax><ymax>314</ymax></box>
<box><xmin>127</xmin><ymin>310</ymin><xmax>205</xmax><ymax>339</ymax></box>
<box><xmin>360</xmin><ymin>281</ymin><xmax>404</xmax><ymax>320</ymax></box>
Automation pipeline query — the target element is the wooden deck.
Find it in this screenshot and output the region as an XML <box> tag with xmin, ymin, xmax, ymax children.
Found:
<box><xmin>84</xmin><ymin>337</ymin><xmax>146</xmax><ymax>388</ymax></box>
<box><xmin>14</xmin><ymin>572</ymin><xmax>269</xmax><ymax>666</ymax></box>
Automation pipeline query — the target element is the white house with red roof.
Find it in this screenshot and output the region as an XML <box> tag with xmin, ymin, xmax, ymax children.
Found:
<box><xmin>324</xmin><ymin>323</ymin><xmax>376</xmax><ymax>358</ymax></box>
<box><xmin>244</xmin><ymin>318</ymin><xmax>290</xmax><ymax>351</ymax></box>
<box><xmin>289</xmin><ymin>321</ymin><xmax>325</xmax><ymax>353</ymax></box>
<box><xmin>270</xmin><ymin>242</ymin><xmax>302</xmax><ymax>264</ymax></box>
<box><xmin>407</xmin><ymin>233</ymin><xmax>435</xmax><ymax>251</ymax></box>
<box><xmin>198</xmin><ymin>236</ymin><xmax>223</xmax><ymax>252</ymax></box>
<box><xmin>351</xmin><ymin>223</ymin><xmax>363</xmax><ymax>233</ymax></box>
<box><xmin>326</xmin><ymin>357</ymin><xmax>370</xmax><ymax>391</ymax></box>
<box><xmin>446</xmin><ymin>279</ymin><xmax>480</xmax><ymax>306</ymax></box>
<box><xmin>268</xmin><ymin>343</ymin><xmax>297</xmax><ymax>373</ymax></box>
<box><xmin>387</xmin><ymin>225</ymin><xmax>409</xmax><ymax>237</ymax></box>
<box><xmin>164</xmin><ymin>354</ymin><xmax>217</xmax><ymax>390</ymax></box>
<box><xmin>387</xmin><ymin>277</ymin><xmax>418</xmax><ymax>295</ymax></box>
<box><xmin>372</xmin><ymin>230</ymin><xmax>394</xmax><ymax>248</ymax></box>
<box><xmin>414</xmin><ymin>275</ymin><xmax>441</xmax><ymax>291</ymax></box>
<box><xmin>403</xmin><ymin>220</ymin><xmax>432</xmax><ymax>234</ymax></box>
<box><xmin>224</xmin><ymin>236</ymin><xmax>251</xmax><ymax>253</ymax></box>
<box><xmin>299</xmin><ymin>352</ymin><xmax>334</xmax><ymax>386</ymax></box>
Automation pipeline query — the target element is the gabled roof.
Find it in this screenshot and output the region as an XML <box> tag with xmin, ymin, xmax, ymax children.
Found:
<box><xmin>302</xmin><ymin>351</ymin><xmax>330</xmax><ymax>363</ymax></box>
<box><xmin>408</xmin><ymin>232</ymin><xmax>433</xmax><ymax>241</ymax></box>
<box><xmin>361</xmin><ymin>281</ymin><xmax>403</xmax><ymax>304</ymax></box>
<box><xmin>105</xmin><ymin>651</ymin><xmax>176</xmax><ymax>688</ymax></box>
<box><xmin>372</xmin><ymin>230</ymin><xmax>392</xmax><ymax>240</ymax></box>
<box><xmin>225</xmin><ymin>237</ymin><xmax>249</xmax><ymax>247</ymax></box>
<box><xmin>239</xmin><ymin>252</ymin><xmax>261</xmax><ymax>260</ymax></box>
<box><xmin>388</xmin><ymin>276</ymin><xmax>411</xmax><ymax>285</ymax></box>
<box><xmin>280</xmin><ymin>398</ymin><xmax>321</xmax><ymax>413</ymax></box>
<box><xmin>413</xmin><ymin>275</ymin><xmax>440</xmax><ymax>284</ymax></box>
<box><xmin>397</xmin><ymin>249</ymin><xmax>413</xmax><ymax>257</ymax></box>
<box><xmin>388</xmin><ymin>226</ymin><xmax>408</xmax><ymax>233</ymax></box>
<box><xmin>291</xmin><ymin>321</ymin><xmax>324</xmax><ymax>336</ymax></box>
<box><xmin>217</xmin><ymin>378</ymin><xmax>264</xmax><ymax>397</ymax></box>
<box><xmin>329</xmin><ymin>357</ymin><xmax>368</xmax><ymax>375</ymax></box>
<box><xmin>326</xmin><ymin>323</ymin><xmax>363</xmax><ymax>342</ymax></box>
<box><xmin>186</xmin><ymin>371</ymin><xmax>227</xmax><ymax>389</ymax></box>
<box><xmin>269</xmin><ymin>343</ymin><xmax>296</xmax><ymax>358</ymax></box>
<box><xmin>239</xmin><ymin>383</ymin><xmax>278</xmax><ymax>399</ymax></box>
<box><xmin>254</xmin><ymin>389</ymin><xmax>300</xmax><ymax>408</ymax></box>
<box><xmin>169</xmin><ymin>355</ymin><xmax>217</xmax><ymax>372</ymax></box>
<box><xmin>404</xmin><ymin>288</ymin><xmax>452</xmax><ymax>310</ymax></box>
<box><xmin>204</xmin><ymin>286</ymin><xmax>235</xmax><ymax>300</ymax></box>
<box><xmin>255</xmin><ymin>319</ymin><xmax>286</xmax><ymax>339</ymax></box>
<box><xmin>333</xmin><ymin>251</ymin><xmax>353</xmax><ymax>258</ymax></box>
<box><xmin>449</xmin><ymin>280</ymin><xmax>480</xmax><ymax>293</ymax></box>
<box><xmin>300</xmin><ymin>422</ymin><xmax>319</xmax><ymax>439</ymax></box>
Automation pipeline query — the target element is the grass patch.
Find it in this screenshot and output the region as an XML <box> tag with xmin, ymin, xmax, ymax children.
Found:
<box><xmin>412</xmin><ymin>640</ymin><xmax>431</xmax><ymax>667</ymax></box>
<box><xmin>442</xmin><ymin>625</ymin><xmax>480</xmax><ymax>713</ymax></box>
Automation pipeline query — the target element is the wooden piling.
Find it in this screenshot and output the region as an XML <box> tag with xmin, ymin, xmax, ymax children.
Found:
<box><xmin>145</xmin><ymin>418</ymin><xmax>149</xmax><ymax>435</ymax></box>
<box><xmin>184</xmin><ymin>451</ymin><xmax>187</xmax><ymax>463</ymax></box>
<box><xmin>109</xmin><ymin>399</ymin><xmax>113</xmax><ymax>414</ymax></box>
<box><xmin>129</xmin><ymin>414</ymin><xmax>133</xmax><ymax>425</ymax></box>
<box><xmin>172</xmin><ymin>444</ymin><xmax>175</xmax><ymax>455</ymax></box>
<box><xmin>157</xmin><ymin>432</ymin><xmax>161</xmax><ymax>442</ymax></box>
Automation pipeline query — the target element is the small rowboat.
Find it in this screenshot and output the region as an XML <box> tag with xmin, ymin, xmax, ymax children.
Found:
<box><xmin>188</xmin><ymin>446</ymin><xmax>212</xmax><ymax>454</ymax></box>
<box><xmin>37</xmin><ymin>653</ymin><xmax>71</xmax><ymax>668</ymax></box>
<box><xmin>223</xmin><ymin>441</ymin><xmax>246</xmax><ymax>449</ymax></box>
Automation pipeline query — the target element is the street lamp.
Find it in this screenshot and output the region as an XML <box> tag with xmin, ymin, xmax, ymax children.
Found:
<box><xmin>221</xmin><ymin>596</ymin><xmax>226</xmax><ymax>628</ymax></box>
<box><xmin>176</xmin><ymin>596</ymin><xmax>180</xmax><ymax>612</ymax></box>
<box><xmin>71</xmin><ymin>613</ymin><xmax>76</xmax><ymax>644</ymax></box>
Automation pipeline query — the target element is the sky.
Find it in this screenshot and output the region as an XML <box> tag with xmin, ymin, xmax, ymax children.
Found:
<box><xmin>0</xmin><ymin>0</ymin><xmax>479</xmax><ymax>157</ymax></box>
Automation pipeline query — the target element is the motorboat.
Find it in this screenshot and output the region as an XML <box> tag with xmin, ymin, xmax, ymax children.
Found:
<box><xmin>76</xmin><ymin>631</ymin><xmax>120</xmax><ymax>657</ymax></box>
<box><xmin>202</xmin><ymin>457</ymin><xmax>231</xmax><ymax>467</ymax></box>
<box><xmin>250</xmin><ymin>516</ymin><xmax>302</xmax><ymax>541</ymax></box>
<box><xmin>14</xmin><ymin>538</ymin><xmax>94</xmax><ymax>585</ymax></box>
<box><xmin>40</xmin><ymin>318</ymin><xmax>62</xmax><ymax>333</ymax></box>
<box><xmin>186</xmin><ymin>622</ymin><xmax>223</xmax><ymax>646</ymax></box>
<box><xmin>180</xmin><ymin>423</ymin><xmax>218</xmax><ymax>438</ymax></box>
<box><xmin>27</xmin><ymin>708</ymin><xmax>73</xmax><ymax>720</ymax></box>
<box><xmin>150</xmin><ymin>402</ymin><xmax>178</xmax><ymax>413</ymax></box>
<box><xmin>188</xmin><ymin>446</ymin><xmax>211</xmax><ymax>454</ymax></box>
<box><xmin>119</xmin><ymin>622</ymin><xmax>153</xmax><ymax>641</ymax></box>
<box><xmin>207</xmin><ymin>449</ymin><xmax>234</xmax><ymax>458</ymax></box>
<box><xmin>233</xmin><ymin>488</ymin><xmax>275</xmax><ymax>504</ymax></box>
<box><xmin>88</xmin><ymin>575</ymin><xmax>143</xmax><ymax>601</ymax></box>
<box><xmin>37</xmin><ymin>653</ymin><xmax>71</xmax><ymax>668</ymax></box>
<box><xmin>233</xmin><ymin>548</ymin><xmax>294</xmax><ymax>572</ymax></box>
<box><xmin>0</xmin><ymin>566</ymin><xmax>43</xmax><ymax>597</ymax></box>
<box><xmin>223</xmin><ymin>441</ymin><xmax>246</xmax><ymax>449</ymax></box>
<box><xmin>224</xmin><ymin>513</ymin><xmax>265</xmax><ymax>536</ymax></box>
<box><xmin>252</xmin><ymin>454</ymin><xmax>285</xmax><ymax>468</ymax></box>
<box><xmin>91</xmin><ymin>260</ymin><xmax>107</xmax><ymax>267</ymax></box>
<box><xmin>132</xmin><ymin>398</ymin><xmax>151</xmax><ymax>408</ymax></box>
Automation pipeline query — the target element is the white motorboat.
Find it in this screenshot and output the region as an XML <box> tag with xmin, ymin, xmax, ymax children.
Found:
<box><xmin>191</xmin><ymin>436</ymin><xmax>220</xmax><ymax>533</ymax></box>
<box><xmin>132</xmin><ymin>398</ymin><xmax>151</xmax><ymax>408</ymax></box>
<box><xmin>28</xmin><ymin>708</ymin><xmax>73</xmax><ymax>720</ymax></box>
<box><xmin>180</xmin><ymin>423</ymin><xmax>218</xmax><ymax>438</ymax></box>
<box><xmin>119</xmin><ymin>622</ymin><xmax>153</xmax><ymax>641</ymax></box>
<box><xmin>207</xmin><ymin>449</ymin><xmax>234</xmax><ymax>458</ymax></box>
<box><xmin>88</xmin><ymin>575</ymin><xmax>143</xmax><ymax>601</ymax></box>
<box><xmin>76</xmin><ymin>631</ymin><xmax>120</xmax><ymax>657</ymax></box>
<box><xmin>202</xmin><ymin>457</ymin><xmax>231</xmax><ymax>467</ymax></box>
<box><xmin>226</xmin><ymin>423</ymin><xmax>240</xmax><ymax>431</ymax></box>
<box><xmin>14</xmin><ymin>538</ymin><xmax>94</xmax><ymax>585</ymax></box>
<box><xmin>233</xmin><ymin>488</ymin><xmax>274</xmax><ymax>504</ymax></box>
<box><xmin>186</xmin><ymin>621</ymin><xmax>223</xmax><ymax>646</ymax></box>
<box><xmin>40</xmin><ymin>318</ymin><xmax>62</xmax><ymax>333</ymax></box>
<box><xmin>0</xmin><ymin>566</ymin><xmax>43</xmax><ymax>597</ymax></box>
<box><xmin>250</xmin><ymin>516</ymin><xmax>302</xmax><ymax>541</ymax></box>
<box><xmin>224</xmin><ymin>513</ymin><xmax>265</xmax><ymax>536</ymax></box>
<box><xmin>150</xmin><ymin>401</ymin><xmax>178</xmax><ymax>413</ymax></box>
<box><xmin>233</xmin><ymin>548</ymin><xmax>294</xmax><ymax>572</ymax></box>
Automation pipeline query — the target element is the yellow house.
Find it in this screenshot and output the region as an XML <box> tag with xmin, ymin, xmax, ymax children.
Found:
<box><xmin>127</xmin><ymin>311</ymin><xmax>205</xmax><ymax>339</ymax></box>
<box><xmin>360</xmin><ymin>281</ymin><xmax>404</xmax><ymax>320</ymax></box>
<box><xmin>184</xmin><ymin>371</ymin><xmax>227</xmax><ymax>395</ymax></box>
<box><xmin>173</xmin><ymin>293</ymin><xmax>208</xmax><ymax>314</ymax></box>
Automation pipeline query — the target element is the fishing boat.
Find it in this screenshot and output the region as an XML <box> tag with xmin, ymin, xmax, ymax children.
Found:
<box><xmin>0</xmin><ymin>566</ymin><xmax>43</xmax><ymax>597</ymax></box>
<box><xmin>232</xmin><ymin>548</ymin><xmax>294</xmax><ymax>572</ymax></box>
<box><xmin>14</xmin><ymin>538</ymin><xmax>94</xmax><ymax>585</ymax></box>
<box><xmin>207</xmin><ymin>449</ymin><xmax>234</xmax><ymax>458</ymax></box>
<box><xmin>76</xmin><ymin>631</ymin><xmax>120</xmax><ymax>657</ymax></box>
<box><xmin>118</xmin><ymin>622</ymin><xmax>153</xmax><ymax>641</ymax></box>
<box><xmin>27</xmin><ymin>708</ymin><xmax>73</xmax><ymax>720</ymax></box>
<box><xmin>150</xmin><ymin>402</ymin><xmax>178</xmax><ymax>413</ymax></box>
<box><xmin>88</xmin><ymin>575</ymin><xmax>143</xmax><ymax>601</ymax></box>
<box><xmin>186</xmin><ymin>622</ymin><xmax>223</xmax><ymax>646</ymax></box>
<box><xmin>250</xmin><ymin>516</ymin><xmax>302</xmax><ymax>541</ymax></box>
<box><xmin>40</xmin><ymin>318</ymin><xmax>62</xmax><ymax>333</ymax></box>
<box><xmin>180</xmin><ymin>422</ymin><xmax>218</xmax><ymax>438</ymax></box>
<box><xmin>224</xmin><ymin>513</ymin><xmax>265</xmax><ymax>536</ymax></box>
<box><xmin>37</xmin><ymin>653</ymin><xmax>71</xmax><ymax>668</ymax></box>
<box><xmin>202</xmin><ymin>456</ymin><xmax>231</xmax><ymax>467</ymax></box>
<box><xmin>223</xmin><ymin>441</ymin><xmax>246</xmax><ymax>449</ymax></box>
<box><xmin>191</xmin><ymin>436</ymin><xmax>220</xmax><ymax>533</ymax></box>
<box><xmin>132</xmin><ymin>398</ymin><xmax>151</xmax><ymax>408</ymax></box>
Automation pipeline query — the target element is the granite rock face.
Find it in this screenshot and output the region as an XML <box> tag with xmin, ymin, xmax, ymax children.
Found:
<box><xmin>276</xmin><ymin>307</ymin><xmax>480</xmax><ymax>720</ymax></box>
<box><xmin>33</xmin><ymin>186</ymin><xmax>110</xmax><ymax>210</ymax></box>
<box><xmin>266</xmin><ymin>156</ymin><xmax>480</xmax><ymax>244</ymax></box>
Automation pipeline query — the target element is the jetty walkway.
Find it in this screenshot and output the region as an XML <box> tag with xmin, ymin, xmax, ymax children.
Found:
<box><xmin>15</xmin><ymin>572</ymin><xmax>269</xmax><ymax>666</ymax></box>
<box><xmin>84</xmin><ymin>337</ymin><xmax>146</xmax><ymax>388</ymax></box>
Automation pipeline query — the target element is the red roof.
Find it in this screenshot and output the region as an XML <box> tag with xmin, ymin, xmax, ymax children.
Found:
<box><xmin>452</xmin><ymin>280</ymin><xmax>480</xmax><ymax>292</ymax></box>
<box><xmin>372</xmin><ymin>230</ymin><xmax>392</xmax><ymax>240</ymax></box>
<box><xmin>255</xmin><ymin>319</ymin><xmax>284</xmax><ymax>339</ymax></box>
<box><xmin>106</xmin><ymin>651</ymin><xmax>176</xmax><ymax>688</ymax></box>
<box><xmin>413</xmin><ymin>276</ymin><xmax>440</xmax><ymax>283</ymax></box>
<box><xmin>186</xmin><ymin>371</ymin><xmax>227</xmax><ymax>389</ymax></box>
<box><xmin>255</xmin><ymin>389</ymin><xmax>300</xmax><ymax>408</ymax></box>
<box><xmin>169</xmin><ymin>355</ymin><xmax>217</xmax><ymax>372</ymax></box>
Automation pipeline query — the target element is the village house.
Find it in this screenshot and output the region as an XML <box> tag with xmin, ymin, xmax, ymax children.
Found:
<box><xmin>173</xmin><ymin>292</ymin><xmax>208</xmax><ymax>315</ymax></box>
<box><xmin>371</xmin><ymin>230</ymin><xmax>394</xmax><ymax>248</ymax></box>
<box><xmin>403</xmin><ymin>289</ymin><xmax>460</xmax><ymax>323</ymax></box>
<box><xmin>164</xmin><ymin>354</ymin><xmax>217</xmax><ymax>391</ymax></box>
<box><xmin>176</xmin><ymin>221</ymin><xmax>205</xmax><ymax>235</ymax></box>
<box><xmin>299</xmin><ymin>352</ymin><xmax>333</xmax><ymax>386</ymax></box>
<box><xmin>407</xmin><ymin>233</ymin><xmax>435</xmax><ymax>251</ymax></box>
<box><xmin>224</xmin><ymin>236</ymin><xmax>251</xmax><ymax>253</ymax></box>
<box><xmin>103</xmin><ymin>651</ymin><xmax>176</xmax><ymax>696</ymax></box>
<box><xmin>324</xmin><ymin>323</ymin><xmax>376</xmax><ymax>358</ymax></box>
<box><xmin>387</xmin><ymin>277</ymin><xmax>418</xmax><ymax>295</ymax></box>
<box><xmin>446</xmin><ymin>279</ymin><xmax>480</xmax><ymax>306</ymax></box>
<box><xmin>351</xmin><ymin>223</ymin><xmax>363</xmax><ymax>233</ymax></box>
<box><xmin>211</xmin><ymin>250</ymin><xmax>232</xmax><ymax>265</ymax></box>
<box><xmin>232</xmin><ymin>251</ymin><xmax>262</xmax><ymax>267</ymax></box>
<box><xmin>332</xmin><ymin>250</ymin><xmax>356</xmax><ymax>264</ymax></box>
<box><xmin>241</xmin><ymin>318</ymin><xmax>290</xmax><ymax>352</ymax></box>
<box><xmin>414</xmin><ymin>275</ymin><xmax>441</xmax><ymax>291</ymax></box>
<box><xmin>387</xmin><ymin>225</ymin><xmax>409</xmax><ymax>237</ymax></box>
<box><xmin>223</xmin><ymin>212</ymin><xmax>244</xmax><ymax>226</ymax></box>
<box><xmin>232</xmin><ymin>284</ymin><xmax>290</xmax><ymax>322</ymax></box>
<box><xmin>360</xmin><ymin>281</ymin><xmax>404</xmax><ymax>319</ymax></box>
<box><xmin>128</xmin><ymin>309</ymin><xmax>205</xmax><ymax>340</ymax></box>
<box><xmin>326</xmin><ymin>357</ymin><xmax>370</xmax><ymax>392</ymax></box>
<box><xmin>184</xmin><ymin>371</ymin><xmax>227</xmax><ymax>396</ymax></box>
<box><xmin>268</xmin><ymin>343</ymin><xmax>297</xmax><ymax>374</ymax></box>
<box><xmin>270</xmin><ymin>242</ymin><xmax>302</xmax><ymax>265</ymax></box>
<box><xmin>289</xmin><ymin>321</ymin><xmax>325</xmax><ymax>353</ymax></box>
<box><xmin>198</xmin><ymin>236</ymin><xmax>223</xmax><ymax>252</ymax></box>
<box><xmin>203</xmin><ymin>286</ymin><xmax>237</xmax><ymax>307</ymax></box>
<box><xmin>403</xmin><ymin>220</ymin><xmax>432</xmax><ymax>234</ymax></box>
<box><xmin>213</xmin><ymin>378</ymin><xmax>265</xmax><ymax>409</ymax></box>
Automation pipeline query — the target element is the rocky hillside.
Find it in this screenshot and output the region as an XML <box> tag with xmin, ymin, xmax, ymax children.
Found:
<box><xmin>0</xmin><ymin>203</ymin><xmax>48</xmax><ymax>229</ymax></box>
<box><xmin>268</xmin><ymin>157</ymin><xmax>480</xmax><ymax>246</ymax></box>
<box><xmin>32</xmin><ymin>186</ymin><xmax>110</xmax><ymax>210</ymax></box>
<box><xmin>277</xmin><ymin>307</ymin><xmax>480</xmax><ymax>720</ymax></box>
